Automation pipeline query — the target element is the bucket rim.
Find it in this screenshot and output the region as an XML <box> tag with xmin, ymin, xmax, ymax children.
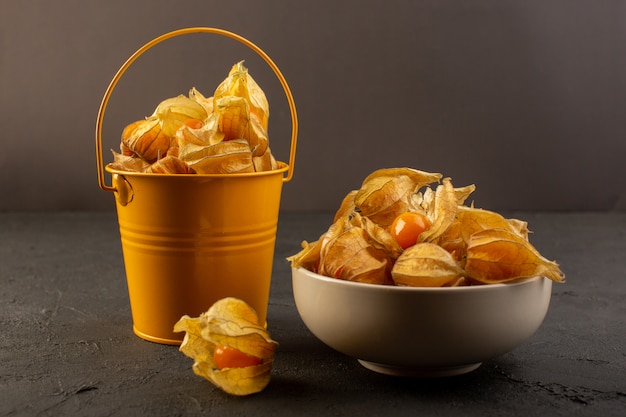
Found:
<box><xmin>105</xmin><ymin>160</ymin><xmax>290</xmax><ymax>179</ymax></box>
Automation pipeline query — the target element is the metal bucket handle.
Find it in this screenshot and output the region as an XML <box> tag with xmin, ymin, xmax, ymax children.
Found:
<box><xmin>96</xmin><ymin>27</ymin><xmax>298</xmax><ymax>192</ymax></box>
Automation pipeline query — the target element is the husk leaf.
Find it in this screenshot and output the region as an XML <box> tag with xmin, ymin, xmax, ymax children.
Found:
<box><xmin>153</xmin><ymin>95</ymin><xmax>208</xmax><ymax>137</ymax></box>
<box><xmin>317</xmin><ymin>216</ymin><xmax>392</xmax><ymax>285</ymax></box>
<box><xmin>214</xmin><ymin>61</ymin><xmax>269</xmax><ymax>130</ymax></box>
<box><xmin>121</xmin><ymin>117</ymin><xmax>173</xmax><ymax>163</ymax></box>
<box><xmin>465</xmin><ymin>228</ymin><xmax>565</xmax><ymax>283</ymax></box>
<box><xmin>333</xmin><ymin>190</ymin><xmax>359</xmax><ymax>222</ymax></box>
<box><xmin>110</xmin><ymin>150</ymin><xmax>150</xmax><ymax>172</ymax></box>
<box><xmin>436</xmin><ymin>205</ymin><xmax>529</xmax><ymax>261</ymax></box>
<box><xmin>417</xmin><ymin>178</ymin><xmax>460</xmax><ymax>243</ymax></box>
<box><xmin>215</xmin><ymin>96</ymin><xmax>251</xmax><ymax>141</ymax></box>
<box><xmin>174</xmin><ymin>298</ymin><xmax>278</xmax><ymax>396</ymax></box>
<box><xmin>178</xmin><ymin>139</ymin><xmax>254</xmax><ymax>174</ymax></box>
<box><xmin>354</xmin><ymin>168</ymin><xmax>442</xmax><ymax>227</ymax></box>
<box><xmin>391</xmin><ymin>243</ymin><xmax>466</xmax><ymax>287</ymax></box>
<box><xmin>145</xmin><ymin>155</ymin><xmax>193</xmax><ymax>174</ymax></box>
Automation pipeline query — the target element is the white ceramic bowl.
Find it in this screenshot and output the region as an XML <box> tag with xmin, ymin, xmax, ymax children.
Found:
<box><xmin>292</xmin><ymin>267</ymin><xmax>552</xmax><ymax>377</ymax></box>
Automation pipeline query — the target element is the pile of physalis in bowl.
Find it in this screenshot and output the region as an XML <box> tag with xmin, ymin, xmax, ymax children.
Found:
<box><xmin>110</xmin><ymin>61</ymin><xmax>277</xmax><ymax>175</ymax></box>
<box><xmin>288</xmin><ymin>167</ymin><xmax>565</xmax><ymax>287</ymax></box>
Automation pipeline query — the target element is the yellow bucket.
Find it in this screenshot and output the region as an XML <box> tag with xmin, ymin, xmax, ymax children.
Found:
<box><xmin>95</xmin><ymin>28</ymin><xmax>298</xmax><ymax>345</ymax></box>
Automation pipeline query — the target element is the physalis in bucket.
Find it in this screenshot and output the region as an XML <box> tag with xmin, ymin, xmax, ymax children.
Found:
<box><xmin>111</xmin><ymin>61</ymin><xmax>278</xmax><ymax>174</ymax></box>
<box><xmin>174</xmin><ymin>297</ymin><xmax>278</xmax><ymax>396</ymax></box>
<box><xmin>288</xmin><ymin>167</ymin><xmax>565</xmax><ymax>287</ymax></box>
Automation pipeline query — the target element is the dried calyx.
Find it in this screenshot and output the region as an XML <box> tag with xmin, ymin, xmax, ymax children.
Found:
<box><xmin>174</xmin><ymin>297</ymin><xmax>278</xmax><ymax>396</ymax></box>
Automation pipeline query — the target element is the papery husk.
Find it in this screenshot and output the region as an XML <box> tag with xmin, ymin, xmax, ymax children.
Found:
<box><xmin>176</xmin><ymin>116</ymin><xmax>224</xmax><ymax>147</ymax></box>
<box><xmin>320</xmin><ymin>228</ymin><xmax>391</xmax><ymax>285</ymax></box>
<box><xmin>214</xmin><ymin>61</ymin><xmax>269</xmax><ymax>130</ymax></box>
<box><xmin>174</xmin><ymin>297</ymin><xmax>278</xmax><ymax>396</ymax></box>
<box><xmin>287</xmin><ymin>238</ymin><xmax>323</xmax><ymax>272</ymax></box>
<box><xmin>248</xmin><ymin>112</ymin><xmax>269</xmax><ymax>157</ymax></box>
<box><xmin>349</xmin><ymin>212</ymin><xmax>404</xmax><ymax>260</ymax></box>
<box><xmin>204</xmin><ymin>359</ymin><xmax>275</xmax><ymax>397</ymax></box>
<box><xmin>333</xmin><ymin>190</ymin><xmax>359</xmax><ymax>222</ymax></box>
<box><xmin>252</xmin><ymin>148</ymin><xmax>278</xmax><ymax>172</ymax></box>
<box><xmin>457</xmin><ymin>206</ymin><xmax>529</xmax><ymax>240</ymax></box>
<box><xmin>465</xmin><ymin>228</ymin><xmax>565</xmax><ymax>284</ymax></box>
<box><xmin>152</xmin><ymin>95</ymin><xmax>208</xmax><ymax>137</ymax></box>
<box><xmin>391</xmin><ymin>243</ymin><xmax>466</xmax><ymax>287</ymax></box>
<box><xmin>360</xmin><ymin>167</ymin><xmax>442</xmax><ymax>187</ymax></box>
<box><xmin>504</xmin><ymin>218</ymin><xmax>530</xmax><ymax>240</ymax></box>
<box><xmin>121</xmin><ymin>117</ymin><xmax>173</xmax><ymax>163</ymax></box>
<box><xmin>434</xmin><ymin>218</ymin><xmax>465</xmax><ymax>262</ymax></box>
<box><xmin>178</xmin><ymin>139</ymin><xmax>254</xmax><ymax>174</ymax></box>
<box><xmin>454</xmin><ymin>184</ymin><xmax>477</xmax><ymax>206</ymax></box>
<box><xmin>174</xmin><ymin>315</ymin><xmax>215</xmax><ymax>378</ymax></box>
<box><xmin>110</xmin><ymin>149</ymin><xmax>150</xmax><ymax>172</ymax></box>
<box><xmin>354</xmin><ymin>168</ymin><xmax>443</xmax><ymax>226</ymax></box>
<box><xmin>215</xmin><ymin>96</ymin><xmax>251</xmax><ymax>141</ymax></box>
<box><xmin>120</xmin><ymin>142</ymin><xmax>135</xmax><ymax>157</ymax></box>
<box><xmin>417</xmin><ymin>178</ymin><xmax>461</xmax><ymax>243</ymax></box>
<box><xmin>145</xmin><ymin>155</ymin><xmax>194</xmax><ymax>174</ymax></box>
<box><xmin>167</xmin><ymin>146</ymin><xmax>180</xmax><ymax>158</ymax></box>
<box><xmin>317</xmin><ymin>215</ymin><xmax>394</xmax><ymax>285</ymax></box>
<box><xmin>285</xmin><ymin>214</ymin><xmax>398</xmax><ymax>275</ymax></box>
<box><xmin>202</xmin><ymin>298</ymin><xmax>277</xmax><ymax>360</ymax></box>
<box><xmin>189</xmin><ymin>87</ymin><xmax>214</xmax><ymax>114</ymax></box>
<box><xmin>121</xmin><ymin>94</ymin><xmax>208</xmax><ymax>163</ymax></box>
<box><xmin>437</xmin><ymin>206</ymin><xmax>529</xmax><ymax>263</ymax></box>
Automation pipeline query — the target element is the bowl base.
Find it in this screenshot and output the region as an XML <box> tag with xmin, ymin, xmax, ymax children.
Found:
<box><xmin>358</xmin><ymin>360</ymin><xmax>482</xmax><ymax>377</ymax></box>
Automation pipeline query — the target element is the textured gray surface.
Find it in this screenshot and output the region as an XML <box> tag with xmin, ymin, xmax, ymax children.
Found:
<box><xmin>1</xmin><ymin>211</ymin><xmax>625</xmax><ymax>416</ymax></box>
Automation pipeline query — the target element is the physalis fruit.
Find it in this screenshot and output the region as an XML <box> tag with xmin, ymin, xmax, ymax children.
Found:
<box><xmin>174</xmin><ymin>297</ymin><xmax>278</xmax><ymax>396</ymax></box>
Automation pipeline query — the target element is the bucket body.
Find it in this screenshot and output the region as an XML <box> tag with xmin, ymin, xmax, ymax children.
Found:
<box><xmin>96</xmin><ymin>28</ymin><xmax>298</xmax><ymax>345</ymax></box>
<box><xmin>107</xmin><ymin>163</ymin><xmax>287</xmax><ymax>345</ymax></box>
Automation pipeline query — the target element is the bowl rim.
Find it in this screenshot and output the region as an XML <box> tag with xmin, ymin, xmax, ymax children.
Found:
<box><xmin>292</xmin><ymin>266</ymin><xmax>545</xmax><ymax>293</ymax></box>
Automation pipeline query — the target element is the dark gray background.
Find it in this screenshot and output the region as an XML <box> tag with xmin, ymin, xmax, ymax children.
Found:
<box><xmin>1</xmin><ymin>0</ymin><xmax>624</xmax><ymax>212</ymax></box>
